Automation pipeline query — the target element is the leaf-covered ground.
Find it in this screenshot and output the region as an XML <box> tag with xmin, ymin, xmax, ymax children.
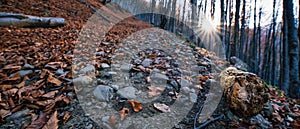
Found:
<box><xmin>0</xmin><ymin>0</ymin><xmax>299</xmax><ymax>129</ymax></box>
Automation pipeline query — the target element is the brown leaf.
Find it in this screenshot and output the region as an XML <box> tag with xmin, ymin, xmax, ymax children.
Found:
<box><xmin>40</xmin><ymin>69</ymin><xmax>51</xmax><ymax>78</ymax></box>
<box><xmin>14</xmin><ymin>76</ymin><xmax>28</xmax><ymax>88</ymax></box>
<box><xmin>42</xmin><ymin>91</ymin><xmax>58</xmax><ymax>98</ymax></box>
<box><xmin>118</xmin><ymin>108</ymin><xmax>129</xmax><ymax>121</ymax></box>
<box><xmin>42</xmin><ymin>111</ymin><xmax>59</xmax><ymax>129</ymax></box>
<box><xmin>47</xmin><ymin>75</ymin><xmax>62</xmax><ymax>86</ymax></box>
<box><xmin>7</xmin><ymin>72</ymin><xmax>20</xmax><ymax>81</ymax></box>
<box><xmin>0</xmin><ymin>84</ymin><xmax>12</xmax><ymax>91</ymax></box>
<box><xmin>0</xmin><ymin>109</ymin><xmax>11</xmax><ymax>118</ymax></box>
<box><xmin>109</xmin><ymin>115</ymin><xmax>116</xmax><ymax>127</ymax></box>
<box><xmin>148</xmin><ymin>86</ymin><xmax>165</xmax><ymax>98</ymax></box>
<box><xmin>291</xmin><ymin>120</ymin><xmax>300</xmax><ymax>128</ymax></box>
<box><xmin>153</xmin><ymin>103</ymin><xmax>170</xmax><ymax>113</ymax></box>
<box><xmin>127</xmin><ymin>100</ymin><xmax>142</xmax><ymax>112</ymax></box>
<box><xmin>63</xmin><ymin>111</ymin><xmax>71</xmax><ymax>125</ymax></box>
<box><xmin>3</xmin><ymin>88</ymin><xmax>18</xmax><ymax>96</ymax></box>
<box><xmin>26</xmin><ymin>112</ymin><xmax>48</xmax><ymax>129</ymax></box>
<box><xmin>3</xmin><ymin>65</ymin><xmax>21</xmax><ymax>70</ymax></box>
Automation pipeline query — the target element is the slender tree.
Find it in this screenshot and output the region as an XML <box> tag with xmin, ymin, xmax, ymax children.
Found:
<box><xmin>232</xmin><ymin>0</ymin><xmax>240</xmax><ymax>57</ymax></box>
<box><xmin>284</xmin><ymin>0</ymin><xmax>300</xmax><ymax>98</ymax></box>
<box><xmin>239</xmin><ymin>0</ymin><xmax>246</xmax><ymax>60</ymax></box>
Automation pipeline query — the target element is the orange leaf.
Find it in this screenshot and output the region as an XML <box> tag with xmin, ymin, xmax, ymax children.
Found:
<box><xmin>14</xmin><ymin>76</ymin><xmax>28</xmax><ymax>88</ymax></box>
<box><xmin>118</xmin><ymin>108</ymin><xmax>129</xmax><ymax>121</ymax></box>
<box><xmin>42</xmin><ymin>91</ymin><xmax>58</xmax><ymax>98</ymax></box>
<box><xmin>7</xmin><ymin>72</ymin><xmax>20</xmax><ymax>81</ymax></box>
<box><xmin>148</xmin><ymin>86</ymin><xmax>164</xmax><ymax>98</ymax></box>
<box><xmin>127</xmin><ymin>100</ymin><xmax>142</xmax><ymax>112</ymax></box>
<box><xmin>0</xmin><ymin>84</ymin><xmax>12</xmax><ymax>91</ymax></box>
<box><xmin>42</xmin><ymin>111</ymin><xmax>59</xmax><ymax>129</ymax></box>
<box><xmin>63</xmin><ymin>111</ymin><xmax>71</xmax><ymax>125</ymax></box>
<box><xmin>47</xmin><ymin>75</ymin><xmax>62</xmax><ymax>86</ymax></box>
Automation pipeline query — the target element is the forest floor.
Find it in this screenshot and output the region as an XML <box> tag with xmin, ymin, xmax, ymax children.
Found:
<box><xmin>0</xmin><ymin>0</ymin><xmax>299</xmax><ymax>129</ymax></box>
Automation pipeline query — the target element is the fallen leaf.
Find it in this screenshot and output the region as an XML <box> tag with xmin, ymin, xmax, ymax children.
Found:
<box><xmin>109</xmin><ymin>115</ymin><xmax>116</xmax><ymax>127</ymax></box>
<box><xmin>26</xmin><ymin>112</ymin><xmax>48</xmax><ymax>129</ymax></box>
<box><xmin>127</xmin><ymin>100</ymin><xmax>142</xmax><ymax>112</ymax></box>
<box><xmin>42</xmin><ymin>91</ymin><xmax>58</xmax><ymax>98</ymax></box>
<box><xmin>47</xmin><ymin>75</ymin><xmax>62</xmax><ymax>86</ymax></box>
<box><xmin>63</xmin><ymin>111</ymin><xmax>71</xmax><ymax>125</ymax></box>
<box><xmin>3</xmin><ymin>65</ymin><xmax>21</xmax><ymax>70</ymax></box>
<box><xmin>0</xmin><ymin>109</ymin><xmax>11</xmax><ymax>118</ymax></box>
<box><xmin>14</xmin><ymin>76</ymin><xmax>28</xmax><ymax>88</ymax></box>
<box><xmin>42</xmin><ymin>111</ymin><xmax>59</xmax><ymax>129</ymax></box>
<box><xmin>291</xmin><ymin>120</ymin><xmax>300</xmax><ymax>128</ymax></box>
<box><xmin>153</xmin><ymin>103</ymin><xmax>170</xmax><ymax>113</ymax></box>
<box><xmin>0</xmin><ymin>84</ymin><xmax>13</xmax><ymax>91</ymax></box>
<box><xmin>7</xmin><ymin>72</ymin><xmax>20</xmax><ymax>81</ymax></box>
<box><xmin>118</xmin><ymin>108</ymin><xmax>129</xmax><ymax>121</ymax></box>
<box><xmin>40</xmin><ymin>69</ymin><xmax>51</xmax><ymax>78</ymax></box>
<box><xmin>148</xmin><ymin>86</ymin><xmax>165</xmax><ymax>98</ymax></box>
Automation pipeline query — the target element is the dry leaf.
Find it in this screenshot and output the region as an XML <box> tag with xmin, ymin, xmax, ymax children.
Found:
<box><xmin>42</xmin><ymin>111</ymin><xmax>59</xmax><ymax>129</ymax></box>
<box><xmin>109</xmin><ymin>115</ymin><xmax>116</xmax><ymax>127</ymax></box>
<box><xmin>148</xmin><ymin>86</ymin><xmax>165</xmax><ymax>98</ymax></box>
<box><xmin>127</xmin><ymin>100</ymin><xmax>142</xmax><ymax>112</ymax></box>
<box><xmin>47</xmin><ymin>75</ymin><xmax>62</xmax><ymax>86</ymax></box>
<box><xmin>7</xmin><ymin>72</ymin><xmax>20</xmax><ymax>81</ymax></box>
<box><xmin>14</xmin><ymin>76</ymin><xmax>28</xmax><ymax>88</ymax></box>
<box><xmin>0</xmin><ymin>109</ymin><xmax>11</xmax><ymax>118</ymax></box>
<box><xmin>118</xmin><ymin>108</ymin><xmax>129</xmax><ymax>121</ymax></box>
<box><xmin>291</xmin><ymin>120</ymin><xmax>300</xmax><ymax>128</ymax></box>
<box><xmin>3</xmin><ymin>65</ymin><xmax>21</xmax><ymax>70</ymax></box>
<box><xmin>26</xmin><ymin>112</ymin><xmax>48</xmax><ymax>129</ymax></box>
<box><xmin>153</xmin><ymin>103</ymin><xmax>170</xmax><ymax>113</ymax></box>
<box><xmin>42</xmin><ymin>91</ymin><xmax>58</xmax><ymax>98</ymax></box>
<box><xmin>63</xmin><ymin>111</ymin><xmax>71</xmax><ymax>125</ymax></box>
<box><xmin>0</xmin><ymin>84</ymin><xmax>13</xmax><ymax>91</ymax></box>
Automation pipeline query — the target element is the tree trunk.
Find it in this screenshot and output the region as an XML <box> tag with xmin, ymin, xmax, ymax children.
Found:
<box><xmin>239</xmin><ymin>0</ymin><xmax>246</xmax><ymax>61</ymax></box>
<box><xmin>232</xmin><ymin>0</ymin><xmax>240</xmax><ymax>58</ymax></box>
<box><xmin>285</xmin><ymin>0</ymin><xmax>300</xmax><ymax>98</ymax></box>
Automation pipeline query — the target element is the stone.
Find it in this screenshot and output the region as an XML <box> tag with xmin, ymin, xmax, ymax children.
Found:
<box><xmin>101</xmin><ymin>116</ymin><xmax>110</xmax><ymax>123</ymax></box>
<box><xmin>142</xmin><ymin>58</ymin><xmax>152</xmax><ymax>67</ymax></box>
<box><xmin>120</xmin><ymin>64</ymin><xmax>132</xmax><ymax>71</ymax></box>
<box><xmin>79</xmin><ymin>64</ymin><xmax>95</xmax><ymax>73</ymax></box>
<box><xmin>93</xmin><ymin>85</ymin><xmax>114</xmax><ymax>102</ymax></box>
<box><xmin>182</xmin><ymin>87</ymin><xmax>190</xmax><ymax>94</ymax></box>
<box><xmin>180</xmin><ymin>78</ymin><xmax>192</xmax><ymax>87</ymax></box>
<box><xmin>5</xmin><ymin>109</ymin><xmax>30</xmax><ymax>122</ymax></box>
<box><xmin>189</xmin><ymin>93</ymin><xmax>197</xmax><ymax>103</ymax></box>
<box><xmin>101</xmin><ymin>63</ymin><xmax>110</xmax><ymax>68</ymax></box>
<box><xmin>73</xmin><ymin>76</ymin><xmax>93</xmax><ymax>85</ymax></box>
<box><xmin>55</xmin><ymin>69</ymin><xmax>64</xmax><ymax>76</ymax></box>
<box><xmin>134</xmin><ymin>58</ymin><xmax>142</xmax><ymax>64</ymax></box>
<box><xmin>117</xmin><ymin>86</ymin><xmax>137</xmax><ymax>99</ymax></box>
<box><xmin>170</xmin><ymin>70</ymin><xmax>181</xmax><ymax>76</ymax></box>
<box><xmin>151</xmin><ymin>73</ymin><xmax>169</xmax><ymax>81</ymax></box>
<box><xmin>170</xmin><ymin>80</ymin><xmax>179</xmax><ymax>91</ymax></box>
<box><xmin>23</xmin><ymin>64</ymin><xmax>34</xmax><ymax>69</ymax></box>
<box><xmin>19</xmin><ymin>70</ymin><xmax>33</xmax><ymax>77</ymax></box>
<box><xmin>95</xmin><ymin>51</ymin><xmax>105</xmax><ymax>56</ymax></box>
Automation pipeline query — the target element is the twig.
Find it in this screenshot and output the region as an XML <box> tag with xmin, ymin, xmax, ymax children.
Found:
<box><xmin>194</xmin><ymin>107</ymin><xmax>224</xmax><ymax>129</ymax></box>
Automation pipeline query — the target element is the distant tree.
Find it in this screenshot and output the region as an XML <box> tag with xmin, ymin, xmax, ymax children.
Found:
<box><xmin>232</xmin><ymin>0</ymin><xmax>240</xmax><ymax>57</ymax></box>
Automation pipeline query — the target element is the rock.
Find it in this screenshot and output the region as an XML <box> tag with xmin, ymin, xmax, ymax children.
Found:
<box><xmin>111</xmin><ymin>85</ymin><xmax>119</xmax><ymax>90</ymax></box>
<box><xmin>142</xmin><ymin>58</ymin><xmax>152</xmax><ymax>67</ymax></box>
<box><xmin>170</xmin><ymin>70</ymin><xmax>181</xmax><ymax>76</ymax></box>
<box><xmin>67</xmin><ymin>92</ymin><xmax>76</xmax><ymax>98</ymax></box>
<box><xmin>170</xmin><ymin>80</ymin><xmax>179</xmax><ymax>91</ymax></box>
<box><xmin>117</xmin><ymin>86</ymin><xmax>137</xmax><ymax>99</ymax></box>
<box><xmin>85</xmin><ymin>124</ymin><xmax>93</xmax><ymax>129</ymax></box>
<box><xmin>182</xmin><ymin>87</ymin><xmax>190</xmax><ymax>94</ymax></box>
<box><xmin>55</xmin><ymin>69</ymin><xmax>64</xmax><ymax>76</ymax></box>
<box><xmin>95</xmin><ymin>51</ymin><xmax>105</xmax><ymax>56</ymax></box>
<box><xmin>180</xmin><ymin>78</ymin><xmax>192</xmax><ymax>87</ymax></box>
<box><xmin>250</xmin><ymin>114</ymin><xmax>272</xmax><ymax>128</ymax></box>
<box><xmin>107</xmin><ymin>72</ymin><xmax>117</xmax><ymax>75</ymax></box>
<box><xmin>134</xmin><ymin>58</ymin><xmax>142</xmax><ymax>64</ymax></box>
<box><xmin>93</xmin><ymin>85</ymin><xmax>114</xmax><ymax>102</ymax></box>
<box><xmin>101</xmin><ymin>63</ymin><xmax>110</xmax><ymax>68</ymax></box>
<box><xmin>73</xmin><ymin>76</ymin><xmax>93</xmax><ymax>85</ymax></box>
<box><xmin>5</xmin><ymin>109</ymin><xmax>30</xmax><ymax>122</ymax></box>
<box><xmin>189</xmin><ymin>93</ymin><xmax>197</xmax><ymax>103</ymax></box>
<box><xmin>19</xmin><ymin>70</ymin><xmax>33</xmax><ymax>77</ymax></box>
<box><xmin>23</xmin><ymin>64</ymin><xmax>34</xmax><ymax>69</ymax></box>
<box><xmin>102</xmin><ymin>42</ymin><xmax>110</xmax><ymax>45</ymax></box>
<box><xmin>101</xmin><ymin>116</ymin><xmax>110</xmax><ymax>123</ymax></box>
<box><xmin>120</xmin><ymin>64</ymin><xmax>132</xmax><ymax>71</ymax></box>
<box><xmin>151</xmin><ymin>73</ymin><xmax>169</xmax><ymax>80</ymax></box>
<box><xmin>79</xmin><ymin>64</ymin><xmax>95</xmax><ymax>73</ymax></box>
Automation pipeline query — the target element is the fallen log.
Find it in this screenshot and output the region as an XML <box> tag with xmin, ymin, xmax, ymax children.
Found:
<box><xmin>0</xmin><ymin>12</ymin><xmax>66</xmax><ymax>28</ymax></box>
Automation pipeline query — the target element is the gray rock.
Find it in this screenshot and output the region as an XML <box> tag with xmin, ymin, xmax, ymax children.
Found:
<box><xmin>182</xmin><ymin>87</ymin><xmax>190</xmax><ymax>94</ymax></box>
<box><xmin>85</xmin><ymin>124</ymin><xmax>93</xmax><ymax>129</ymax></box>
<box><xmin>189</xmin><ymin>93</ymin><xmax>197</xmax><ymax>103</ymax></box>
<box><xmin>19</xmin><ymin>70</ymin><xmax>33</xmax><ymax>77</ymax></box>
<box><xmin>107</xmin><ymin>71</ymin><xmax>117</xmax><ymax>75</ymax></box>
<box><xmin>134</xmin><ymin>58</ymin><xmax>142</xmax><ymax>64</ymax></box>
<box><xmin>101</xmin><ymin>116</ymin><xmax>110</xmax><ymax>123</ymax></box>
<box><xmin>23</xmin><ymin>64</ymin><xmax>34</xmax><ymax>69</ymax></box>
<box><xmin>170</xmin><ymin>80</ymin><xmax>179</xmax><ymax>91</ymax></box>
<box><xmin>73</xmin><ymin>76</ymin><xmax>93</xmax><ymax>85</ymax></box>
<box><xmin>151</xmin><ymin>73</ymin><xmax>169</xmax><ymax>81</ymax></box>
<box><xmin>55</xmin><ymin>69</ymin><xmax>64</xmax><ymax>76</ymax></box>
<box><xmin>67</xmin><ymin>92</ymin><xmax>76</xmax><ymax>98</ymax></box>
<box><xmin>79</xmin><ymin>64</ymin><xmax>95</xmax><ymax>73</ymax></box>
<box><xmin>117</xmin><ymin>86</ymin><xmax>137</xmax><ymax>99</ymax></box>
<box><xmin>171</xmin><ymin>70</ymin><xmax>181</xmax><ymax>76</ymax></box>
<box><xmin>6</xmin><ymin>109</ymin><xmax>30</xmax><ymax>122</ymax></box>
<box><xmin>93</xmin><ymin>85</ymin><xmax>114</xmax><ymax>102</ymax></box>
<box><xmin>142</xmin><ymin>58</ymin><xmax>152</xmax><ymax>67</ymax></box>
<box><xmin>102</xmin><ymin>42</ymin><xmax>110</xmax><ymax>45</ymax></box>
<box><xmin>250</xmin><ymin>114</ymin><xmax>272</xmax><ymax>128</ymax></box>
<box><xmin>180</xmin><ymin>78</ymin><xmax>192</xmax><ymax>87</ymax></box>
<box><xmin>95</xmin><ymin>51</ymin><xmax>105</xmax><ymax>56</ymax></box>
<box><xmin>101</xmin><ymin>63</ymin><xmax>110</xmax><ymax>68</ymax></box>
<box><xmin>120</xmin><ymin>64</ymin><xmax>132</xmax><ymax>71</ymax></box>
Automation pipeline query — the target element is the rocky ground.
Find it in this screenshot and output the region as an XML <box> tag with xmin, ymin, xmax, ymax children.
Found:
<box><xmin>0</xmin><ymin>0</ymin><xmax>299</xmax><ymax>129</ymax></box>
